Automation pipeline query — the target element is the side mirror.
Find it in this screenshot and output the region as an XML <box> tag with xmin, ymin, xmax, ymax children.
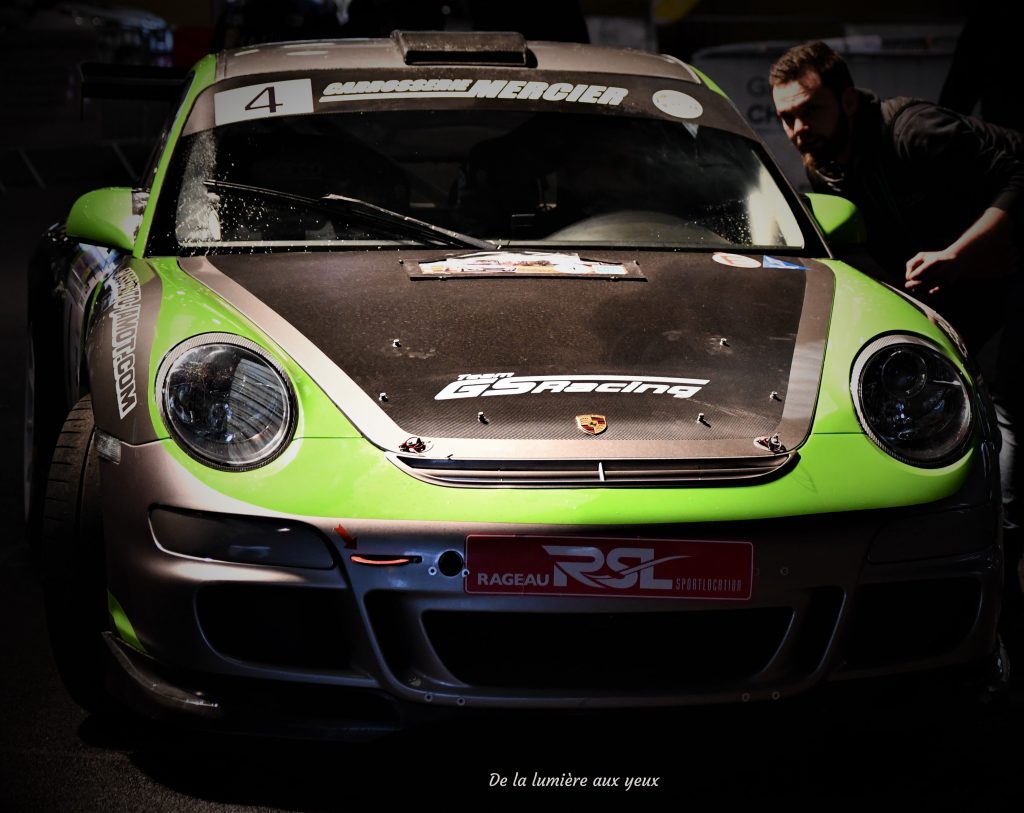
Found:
<box><xmin>66</xmin><ymin>187</ymin><xmax>142</xmax><ymax>252</ymax></box>
<box><xmin>804</xmin><ymin>192</ymin><xmax>867</xmax><ymax>249</ymax></box>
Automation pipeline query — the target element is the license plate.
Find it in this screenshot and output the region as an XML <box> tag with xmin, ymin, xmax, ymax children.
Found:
<box><xmin>465</xmin><ymin>535</ymin><xmax>753</xmax><ymax>600</ymax></box>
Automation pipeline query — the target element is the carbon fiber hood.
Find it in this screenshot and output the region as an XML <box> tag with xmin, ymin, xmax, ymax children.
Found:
<box><xmin>195</xmin><ymin>251</ymin><xmax>832</xmax><ymax>455</ymax></box>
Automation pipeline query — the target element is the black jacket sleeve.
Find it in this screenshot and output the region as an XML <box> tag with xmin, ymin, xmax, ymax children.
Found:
<box><xmin>888</xmin><ymin>102</ymin><xmax>1024</xmax><ymax>218</ymax></box>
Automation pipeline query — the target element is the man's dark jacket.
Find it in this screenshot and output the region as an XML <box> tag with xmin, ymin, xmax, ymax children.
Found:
<box><xmin>806</xmin><ymin>90</ymin><xmax>1024</xmax><ymax>347</ymax></box>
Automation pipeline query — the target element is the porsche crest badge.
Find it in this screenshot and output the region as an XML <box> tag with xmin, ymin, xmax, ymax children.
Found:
<box><xmin>576</xmin><ymin>414</ymin><xmax>608</xmax><ymax>435</ymax></box>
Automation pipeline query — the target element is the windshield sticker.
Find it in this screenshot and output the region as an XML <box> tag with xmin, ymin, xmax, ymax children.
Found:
<box><xmin>711</xmin><ymin>252</ymin><xmax>762</xmax><ymax>268</ymax></box>
<box><xmin>320</xmin><ymin>78</ymin><xmax>628</xmax><ymax>106</ymax></box>
<box><xmin>763</xmin><ymin>256</ymin><xmax>808</xmax><ymax>270</ymax></box>
<box><xmin>652</xmin><ymin>89</ymin><xmax>703</xmax><ymax>119</ymax></box>
<box><xmin>418</xmin><ymin>252</ymin><xmax>629</xmax><ymax>277</ymax></box>
<box><xmin>214</xmin><ymin>79</ymin><xmax>314</xmax><ymax>125</ymax></box>
<box><xmin>107</xmin><ymin>266</ymin><xmax>142</xmax><ymax>418</ymax></box>
<box><xmin>435</xmin><ymin>373</ymin><xmax>709</xmax><ymax>401</ymax></box>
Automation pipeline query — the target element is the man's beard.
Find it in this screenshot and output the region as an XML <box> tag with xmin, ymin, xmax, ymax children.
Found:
<box><xmin>801</xmin><ymin>112</ymin><xmax>851</xmax><ymax>175</ymax></box>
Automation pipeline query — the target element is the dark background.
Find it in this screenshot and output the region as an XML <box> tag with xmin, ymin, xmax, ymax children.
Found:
<box><xmin>2</xmin><ymin>2</ymin><xmax>1022</xmax><ymax>809</ymax></box>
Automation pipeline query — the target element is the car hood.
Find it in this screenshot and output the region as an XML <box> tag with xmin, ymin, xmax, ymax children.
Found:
<box><xmin>181</xmin><ymin>250</ymin><xmax>832</xmax><ymax>463</ymax></box>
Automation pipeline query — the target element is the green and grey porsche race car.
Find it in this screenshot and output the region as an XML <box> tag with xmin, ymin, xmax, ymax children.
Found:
<box><xmin>26</xmin><ymin>31</ymin><xmax>1003</xmax><ymax>735</ymax></box>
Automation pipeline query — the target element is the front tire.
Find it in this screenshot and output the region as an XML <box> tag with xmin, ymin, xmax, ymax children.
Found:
<box><xmin>41</xmin><ymin>395</ymin><xmax>112</xmax><ymax>713</ymax></box>
<box><xmin>24</xmin><ymin>319</ymin><xmax>65</xmax><ymax>547</ymax></box>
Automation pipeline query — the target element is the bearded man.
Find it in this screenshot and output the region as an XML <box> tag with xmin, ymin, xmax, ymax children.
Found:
<box><xmin>770</xmin><ymin>40</ymin><xmax>1024</xmax><ymax>669</ymax></box>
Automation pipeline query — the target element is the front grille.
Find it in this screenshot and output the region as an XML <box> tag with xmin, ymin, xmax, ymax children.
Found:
<box><xmin>843</xmin><ymin>579</ymin><xmax>981</xmax><ymax>669</ymax></box>
<box><xmin>197</xmin><ymin>584</ymin><xmax>353</xmax><ymax>670</ymax></box>
<box><xmin>389</xmin><ymin>452</ymin><xmax>795</xmax><ymax>487</ymax></box>
<box><xmin>419</xmin><ymin>607</ymin><xmax>794</xmax><ymax>689</ymax></box>
<box><xmin>790</xmin><ymin>587</ymin><xmax>845</xmax><ymax>674</ymax></box>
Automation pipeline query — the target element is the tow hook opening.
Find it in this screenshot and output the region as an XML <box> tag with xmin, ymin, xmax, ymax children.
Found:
<box><xmin>438</xmin><ymin>550</ymin><xmax>465</xmax><ymax>577</ymax></box>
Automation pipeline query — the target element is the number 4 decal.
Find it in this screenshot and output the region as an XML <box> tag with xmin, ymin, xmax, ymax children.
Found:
<box><xmin>243</xmin><ymin>85</ymin><xmax>281</xmax><ymax>114</ymax></box>
<box><xmin>214</xmin><ymin>79</ymin><xmax>314</xmax><ymax>125</ymax></box>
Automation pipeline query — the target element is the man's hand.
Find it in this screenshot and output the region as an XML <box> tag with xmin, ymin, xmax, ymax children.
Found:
<box><xmin>905</xmin><ymin>207</ymin><xmax>1015</xmax><ymax>295</ymax></box>
<box><xmin>905</xmin><ymin>249</ymin><xmax>963</xmax><ymax>294</ymax></box>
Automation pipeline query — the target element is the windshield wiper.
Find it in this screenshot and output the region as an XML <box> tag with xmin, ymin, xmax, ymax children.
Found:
<box><xmin>203</xmin><ymin>179</ymin><xmax>497</xmax><ymax>250</ymax></box>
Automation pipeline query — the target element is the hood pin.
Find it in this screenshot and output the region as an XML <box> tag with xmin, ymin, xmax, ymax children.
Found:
<box><xmin>400</xmin><ymin>437</ymin><xmax>429</xmax><ymax>454</ymax></box>
<box><xmin>755</xmin><ymin>434</ymin><xmax>786</xmax><ymax>453</ymax></box>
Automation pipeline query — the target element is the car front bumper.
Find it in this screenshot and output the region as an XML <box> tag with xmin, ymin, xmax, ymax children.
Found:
<box><xmin>97</xmin><ymin>438</ymin><xmax>1003</xmax><ymax>733</ymax></box>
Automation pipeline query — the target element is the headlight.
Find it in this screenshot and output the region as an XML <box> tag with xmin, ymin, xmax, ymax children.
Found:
<box><xmin>851</xmin><ymin>334</ymin><xmax>973</xmax><ymax>467</ymax></box>
<box><xmin>157</xmin><ymin>334</ymin><xmax>295</xmax><ymax>469</ymax></box>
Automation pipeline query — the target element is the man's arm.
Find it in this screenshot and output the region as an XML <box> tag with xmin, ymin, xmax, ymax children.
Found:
<box><xmin>892</xmin><ymin>104</ymin><xmax>1024</xmax><ymax>294</ymax></box>
<box><xmin>905</xmin><ymin>206</ymin><xmax>1016</xmax><ymax>294</ymax></box>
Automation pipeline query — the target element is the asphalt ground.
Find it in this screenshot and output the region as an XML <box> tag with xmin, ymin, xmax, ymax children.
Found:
<box><xmin>3</xmin><ymin>178</ymin><xmax>1024</xmax><ymax>810</ymax></box>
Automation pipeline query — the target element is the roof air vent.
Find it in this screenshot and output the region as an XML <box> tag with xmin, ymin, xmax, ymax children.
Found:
<box><xmin>391</xmin><ymin>31</ymin><xmax>528</xmax><ymax>66</ymax></box>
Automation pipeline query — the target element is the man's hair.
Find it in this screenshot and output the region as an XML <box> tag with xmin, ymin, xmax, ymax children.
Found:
<box><xmin>769</xmin><ymin>41</ymin><xmax>854</xmax><ymax>94</ymax></box>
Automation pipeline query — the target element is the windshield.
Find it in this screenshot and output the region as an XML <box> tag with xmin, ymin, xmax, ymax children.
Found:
<box><xmin>150</xmin><ymin>107</ymin><xmax>807</xmax><ymax>253</ymax></box>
